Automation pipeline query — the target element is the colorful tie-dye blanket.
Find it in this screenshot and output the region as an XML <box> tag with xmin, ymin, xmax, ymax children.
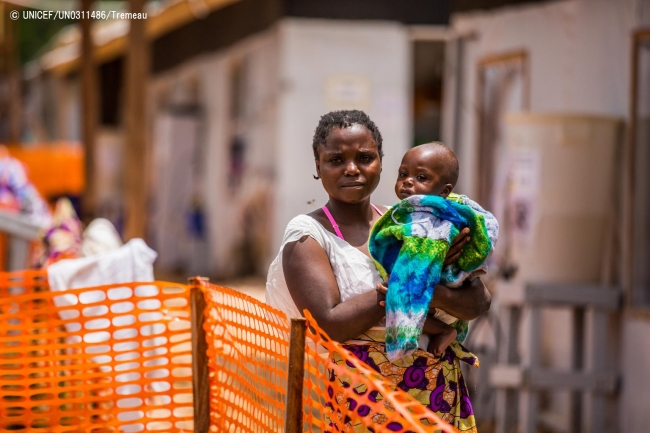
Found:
<box><xmin>369</xmin><ymin>193</ymin><xmax>498</xmax><ymax>361</ymax></box>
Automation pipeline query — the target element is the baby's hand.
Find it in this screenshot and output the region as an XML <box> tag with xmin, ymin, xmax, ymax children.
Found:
<box><xmin>376</xmin><ymin>282</ymin><xmax>388</xmax><ymax>307</ymax></box>
<box><xmin>444</xmin><ymin>228</ymin><xmax>471</xmax><ymax>265</ymax></box>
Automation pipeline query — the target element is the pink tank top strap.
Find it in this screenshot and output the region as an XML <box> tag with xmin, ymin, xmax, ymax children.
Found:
<box><xmin>322</xmin><ymin>204</ymin><xmax>383</xmax><ymax>241</ymax></box>
<box><xmin>321</xmin><ymin>206</ymin><xmax>345</xmax><ymax>240</ymax></box>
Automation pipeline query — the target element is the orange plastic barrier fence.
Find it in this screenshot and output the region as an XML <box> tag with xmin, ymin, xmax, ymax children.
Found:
<box><xmin>0</xmin><ymin>271</ymin><xmax>194</xmax><ymax>432</ymax></box>
<box><xmin>198</xmin><ymin>281</ymin><xmax>458</xmax><ymax>433</ymax></box>
<box><xmin>302</xmin><ymin>310</ymin><xmax>458</xmax><ymax>433</ymax></box>
<box><xmin>200</xmin><ymin>282</ymin><xmax>291</xmax><ymax>432</ymax></box>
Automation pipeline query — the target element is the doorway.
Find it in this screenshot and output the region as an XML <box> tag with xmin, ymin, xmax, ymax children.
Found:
<box><xmin>475</xmin><ymin>50</ymin><xmax>530</xmax><ymax>272</ymax></box>
<box><xmin>412</xmin><ymin>40</ymin><xmax>446</xmax><ymax>147</ymax></box>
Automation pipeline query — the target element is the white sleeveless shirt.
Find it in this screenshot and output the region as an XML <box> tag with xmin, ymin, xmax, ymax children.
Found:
<box><xmin>265</xmin><ymin>214</ymin><xmax>383</xmax><ymax>320</ymax></box>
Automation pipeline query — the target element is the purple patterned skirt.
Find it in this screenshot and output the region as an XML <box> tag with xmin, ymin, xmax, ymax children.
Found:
<box><xmin>326</xmin><ymin>338</ymin><xmax>479</xmax><ymax>433</ymax></box>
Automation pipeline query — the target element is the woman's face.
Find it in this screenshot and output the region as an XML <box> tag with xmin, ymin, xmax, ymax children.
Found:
<box><xmin>315</xmin><ymin>125</ymin><xmax>382</xmax><ymax>204</ymax></box>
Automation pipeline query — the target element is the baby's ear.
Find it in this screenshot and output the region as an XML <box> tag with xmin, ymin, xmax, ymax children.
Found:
<box><xmin>441</xmin><ymin>184</ymin><xmax>453</xmax><ymax>199</ymax></box>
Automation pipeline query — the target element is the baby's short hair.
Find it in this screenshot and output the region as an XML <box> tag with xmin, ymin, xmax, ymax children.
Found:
<box><xmin>421</xmin><ymin>141</ymin><xmax>459</xmax><ymax>187</ymax></box>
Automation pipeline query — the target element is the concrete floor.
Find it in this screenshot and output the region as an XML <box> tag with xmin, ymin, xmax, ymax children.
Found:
<box><xmin>154</xmin><ymin>271</ymin><xmax>267</xmax><ymax>303</ymax></box>
<box><xmin>211</xmin><ymin>276</ymin><xmax>267</xmax><ymax>303</ymax></box>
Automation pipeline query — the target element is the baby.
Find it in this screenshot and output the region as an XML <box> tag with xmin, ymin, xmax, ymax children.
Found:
<box><xmin>371</xmin><ymin>140</ymin><xmax>497</xmax><ymax>361</ymax></box>
<box><xmin>394</xmin><ymin>141</ymin><xmax>471</xmax><ymax>357</ymax></box>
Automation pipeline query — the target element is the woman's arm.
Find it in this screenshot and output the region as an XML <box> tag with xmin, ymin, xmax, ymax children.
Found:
<box><xmin>282</xmin><ymin>235</ymin><xmax>385</xmax><ymax>342</ymax></box>
<box><xmin>429</xmin><ymin>278</ymin><xmax>491</xmax><ymax>321</ymax></box>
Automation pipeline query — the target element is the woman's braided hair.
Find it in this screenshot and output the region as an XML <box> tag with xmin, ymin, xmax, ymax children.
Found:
<box><xmin>312</xmin><ymin>110</ymin><xmax>384</xmax><ymax>159</ymax></box>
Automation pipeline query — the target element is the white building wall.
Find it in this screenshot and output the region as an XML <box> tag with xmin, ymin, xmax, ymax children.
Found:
<box><xmin>450</xmin><ymin>0</ymin><xmax>641</xmax><ymax>195</ymax></box>
<box><xmin>129</xmin><ymin>18</ymin><xmax>415</xmax><ymax>277</ymax></box>
<box><xmin>151</xmin><ymin>29</ymin><xmax>280</xmax><ymax>277</ymax></box>
<box><xmin>448</xmin><ymin>1</ymin><xmax>650</xmax><ymax>431</ymax></box>
<box><xmin>274</xmin><ymin>18</ymin><xmax>411</xmax><ymax>254</ymax></box>
<box><xmin>201</xmin><ymin>31</ymin><xmax>280</xmax><ymax>277</ymax></box>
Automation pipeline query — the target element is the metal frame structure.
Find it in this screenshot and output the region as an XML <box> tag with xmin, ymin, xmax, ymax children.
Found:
<box><xmin>625</xmin><ymin>28</ymin><xmax>650</xmax><ymax>315</ymax></box>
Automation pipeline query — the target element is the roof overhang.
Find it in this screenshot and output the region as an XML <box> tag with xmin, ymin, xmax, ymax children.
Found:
<box><xmin>29</xmin><ymin>0</ymin><xmax>240</xmax><ymax>76</ymax></box>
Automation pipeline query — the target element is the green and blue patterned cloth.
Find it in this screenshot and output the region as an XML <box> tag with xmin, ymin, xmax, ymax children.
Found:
<box><xmin>369</xmin><ymin>193</ymin><xmax>498</xmax><ymax>361</ymax></box>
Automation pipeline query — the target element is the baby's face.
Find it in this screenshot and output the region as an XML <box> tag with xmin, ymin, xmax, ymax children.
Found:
<box><xmin>395</xmin><ymin>147</ymin><xmax>451</xmax><ymax>200</ymax></box>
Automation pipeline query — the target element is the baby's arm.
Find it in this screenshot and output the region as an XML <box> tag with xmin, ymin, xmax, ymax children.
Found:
<box><xmin>422</xmin><ymin>315</ymin><xmax>457</xmax><ymax>357</ymax></box>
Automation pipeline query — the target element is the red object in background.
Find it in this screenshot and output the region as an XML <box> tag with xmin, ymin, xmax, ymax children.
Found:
<box><xmin>6</xmin><ymin>142</ymin><xmax>85</xmax><ymax>201</ymax></box>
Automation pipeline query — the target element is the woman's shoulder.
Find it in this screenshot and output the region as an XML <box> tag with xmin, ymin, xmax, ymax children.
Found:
<box><xmin>282</xmin><ymin>214</ymin><xmax>330</xmax><ymax>246</ymax></box>
<box><xmin>286</xmin><ymin>213</ymin><xmax>320</xmax><ymax>230</ymax></box>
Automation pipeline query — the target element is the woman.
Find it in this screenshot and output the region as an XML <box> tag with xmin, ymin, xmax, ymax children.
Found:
<box><xmin>266</xmin><ymin>110</ymin><xmax>490</xmax><ymax>432</ymax></box>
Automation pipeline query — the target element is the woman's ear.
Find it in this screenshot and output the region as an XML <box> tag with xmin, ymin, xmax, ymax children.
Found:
<box><xmin>314</xmin><ymin>160</ymin><xmax>321</xmax><ymax>180</ymax></box>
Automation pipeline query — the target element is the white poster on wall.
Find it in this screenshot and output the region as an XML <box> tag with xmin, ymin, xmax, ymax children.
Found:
<box><xmin>508</xmin><ymin>147</ymin><xmax>541</xmax><ymax>245</ymax></box>
<box><xmin>325</xmin><ymin>74</ymin><xmax>371</xmax><ymax>111</ymax></box>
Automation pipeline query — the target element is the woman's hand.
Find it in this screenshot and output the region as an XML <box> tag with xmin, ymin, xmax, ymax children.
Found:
<box><xmin>444</xmin><ymin>228</ymin><xmax>471</xmax><ymax>266</ymax></box>
<box><xmin>377</xmin><ymin>277</ymin><xmax>491</xmax><ymax>320</ymax></box>
<box><xmin>430</xmin><ymin>278</ymin><xmax>491</xmax><ymax>320</ymax></box>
